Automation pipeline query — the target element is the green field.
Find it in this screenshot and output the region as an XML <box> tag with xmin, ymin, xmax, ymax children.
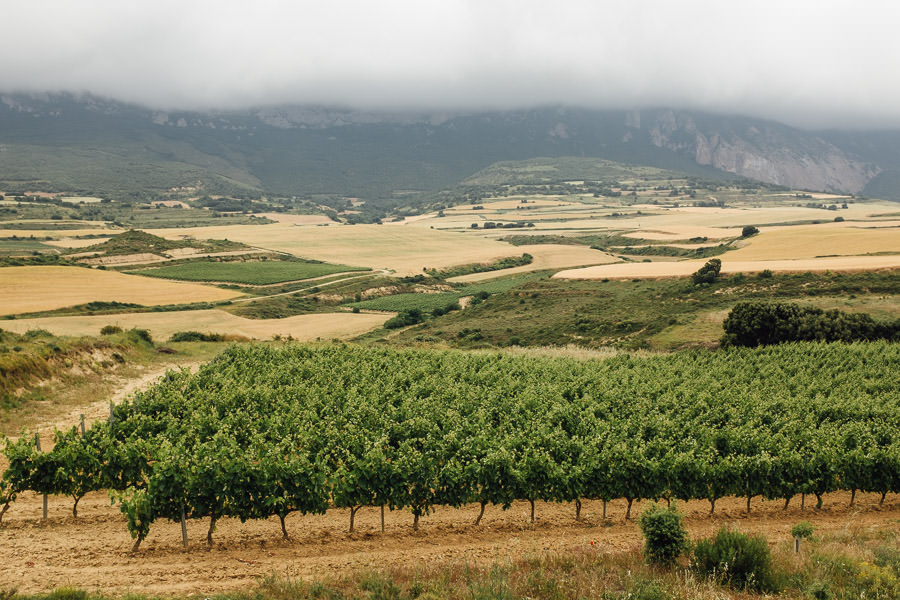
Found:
<box><xmin>351</xmin><ymin>292</ymin><xmax>463</xmax><ymax>312</ymax></box>
<box><xmin>128</xmin><ymin>259</ymin><xmax>369</xmax><ymax>285</ymax></box>
<box><xmin>0</xmin><ymin>238</ymin><xmax>57</xmax><ymax>256</ymax></box>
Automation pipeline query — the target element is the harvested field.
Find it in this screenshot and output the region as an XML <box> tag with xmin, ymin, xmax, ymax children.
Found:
<box><xmin>0</xmin><ymin>266</ymin><xmax>241</xmax><ymax>316</ymax></box>
<box><xmin>554</xmin><ymin>256</ymin><xmax>900</xmax><ymax>280</ymax></box>
<box><xmin>449</xmin><ymin>244</ymin><xmax>620</xmax><ymax>283</ymax></box>
<box><xmin>0</xmin><ymin>488</ymin><xmax>895</xmax><ymax>596</ymax></box>
<box><xmin>147</xmin><ymin>224</ymin><xmax>519</xmax><ymax>275</ymax></box>
<box><xmin>0</xmin><ymin>227</ymin><xmax>119</xmax><ymax>239</ymax></box>
<box><xmin>0</xmin><ymin>309</ymin><xmax>390</xmax><ymax>341</ymax></box>
<box><xmin>725</xmin><ymin>223</ymin><xmax>900</xmax><ymax>260</ymax></box>
<box><xmin>43</xmin><ymin>237</ymin><xmax>111</xmax><ymax>249</ymax></box>
<box><xmin>256</xmin><ymin>213</ymin><xmax>337</xmax><ymax>225</ymax></box>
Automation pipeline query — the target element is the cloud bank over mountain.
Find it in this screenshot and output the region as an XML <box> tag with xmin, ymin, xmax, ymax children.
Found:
<box><xmin>2</xmin><ymin>1</ymin><xmax>899</xmax><ymax>129</ymax></box>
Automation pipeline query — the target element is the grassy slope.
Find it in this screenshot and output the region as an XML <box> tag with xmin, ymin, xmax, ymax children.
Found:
<box><xmin>385</xmin><ymin>270</ymin><xmax>900</xmax><ymax>350</ymax></box>
<box><xmin>0</xmin><ymin>328</ymin><xmax>226</xmax><ymax>432</ymax></box>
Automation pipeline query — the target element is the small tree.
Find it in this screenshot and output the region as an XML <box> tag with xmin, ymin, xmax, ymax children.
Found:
<box><xmin>741</xmin><ymin>225</ymin><xmax>760</xmax><ymax>237</ymax></box>
<box><xmin>638</xmin><ymin>502</ymin><xmax>689</xmax><ymax>566</ymax></box>
<box><xmin>691</xmin><ymin>259</ymin><xmax>722</xmax><ymax>285</ymax></box>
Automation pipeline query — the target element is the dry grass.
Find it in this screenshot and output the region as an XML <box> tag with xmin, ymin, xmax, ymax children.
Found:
<box><xmin>43</xmin><ymin>237</ymin><xmax>112</xmax><ymax>248</ymax></box>
<box><xmin>0</xmin><ymin>266</ymin><xmax>241</xmax><ymax>316</ymax></box>
<box><xmin>147</xmin><ymin>223</ymin><xmax>519</xmax><ymax>275</ymax></box>
<box><xmin>554</xmin><ymin>256</ymin><xmax>900</xmax><ymax>280</ymax></box>
<box><xmin>0</xmin><ymin>227</ymin><xmax>119</xmax><ymax>239</ymax></box>
<box><xmin>256</xmin><ymin>213</ymin><xmax>337</xmax><ymax>225</ymax></box>
<box><xmin>726</xmin><ymin>223</ymin><xmax>900</xmax><ymax>260</ymax></box>
<box><xmin>0</xmin><ymin>309</ymin><xmax>390</xmax><ymax>341</ymax></box>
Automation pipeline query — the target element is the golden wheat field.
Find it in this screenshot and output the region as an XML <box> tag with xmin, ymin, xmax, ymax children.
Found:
<box><xmin>415</xmin><ymin>198</ymin><xmax>900</xmax><ymax>240</ymax></box>
<box><xmin>0</xmin><ymin>226</ymin><xmax>120</xmax><ymax>239</ymax></box>
<box><xmin>725</xmin><ymin>222</ymin><xmax>900</xmax><ymax>260</ymax></box>
<box><xmin>0</xmin><ymin>266</ymin><xmax>242</xmax><ymax>316</ymax></box>
<box><xmin>146</xmin><ymin>223</ymin><xmax>520</xmax><ymax>275</ymax></box>
<box><xmin>0</xmin><ymin>309</ymin><xmax>390</xmax><ymax>341</ymax></box>
<box><xmin>554</xmin><ymin>255</ymin><xmax>900</xmax><ymax>280</ymax></box>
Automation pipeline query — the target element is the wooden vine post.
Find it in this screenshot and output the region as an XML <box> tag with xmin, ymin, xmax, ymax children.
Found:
<box><xmin>35</xmin><ymin>434</ymin><xmax>47</xmax><ymax>521</ymax></box>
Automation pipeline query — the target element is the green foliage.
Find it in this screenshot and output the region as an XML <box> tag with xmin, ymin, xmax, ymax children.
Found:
<box><xmin>637</xmin><ymin>502</ymin><xmax>689</xmax><ymax>566</ymax></box>
<box><xmin>873</xmin><ymin>543</ymin><xmax>900</xmax><ymax>575</ymax></box>
<box><xmin>168</xmin><ymin>331</ymin><xmax>226</xmax><ymax>343</ymax></box>
<box><xmin>427</xmin><ymin>253</ymin><xmax>533</xmax><ymax>279</ymax></box>
<box><xmin>741</xmin><ymin>225</ymin><xmax>760</xmax><ymax>237</ymax></box>
<box><xmin>351</xmin><ymin>293</ymin><xmax>462</xmax><ymax>313</ymax></box>
<box><xmin>691</xmin><ymin>258</ymin><xmax>722</xmax><ymax>285</ymax></box>
<box><xmin>721</xmin><ymin>301</ymin><xmax>900</xmax><ymax>347</ymax></box>
<box><xmin>126</xmin><ymin>328</ymin><xmax>153</xmax><ymax>344</ymax></box>
<box><xmin>99</xmin><ymin>325</ymin><xmax>123</xmax><ymax>335</ymax></box>
<box><xmin>110</xmin><ymin>487</ymin><xmax>153</xmax><ymax>550</ymax></box>
<box><xmin>74</xmin><ymin>230</ymin><xmax>196</xmax><ymax>257</ymax></box>
<box><xmin>384</xmin><ymin>309</ymin><xmax>424</xmax><ymax>329</ymax></box>
<box><xmin>792</xmin><ymin>521</ymin><xmax>815</xmax><ymax>539</ymax></box>
<box><xmin>2</xmin><ymin>341</ymin><xmax>898</xmax><ymax>551</ymax></box>
<box><xmin>692</xmin><ymin>526</ymin><xmax>778</xmax><ymax>592</ymax></box>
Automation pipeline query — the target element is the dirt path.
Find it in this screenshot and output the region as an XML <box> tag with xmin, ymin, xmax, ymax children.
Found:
<box><xmin>1</xmin><ymin>491</ymin><xmax>896</xmax><ymax>596</ymax></box>
<box><xmin>12</xmin><ymin>361</ymin><xmax>202</xmax><ymax>445</ymax></box>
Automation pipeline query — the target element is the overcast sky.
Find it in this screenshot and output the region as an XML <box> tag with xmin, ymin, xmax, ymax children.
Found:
<box><xmin>2</xmin><ymin>1</ymin><xmax>899</xmax><ymax>129</ymax></box>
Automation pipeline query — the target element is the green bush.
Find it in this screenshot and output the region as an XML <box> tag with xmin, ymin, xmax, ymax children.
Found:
<box><xmin>791</xmin><ymin>521</ymin><xmax>815</xmax><ymax>539</ymax></box>
<box><xmin>691</xmin><ymin>258</ymin><xmax>721</xmax><ymax>285</ymax></box>
<box><xmin>127</xmin><ymin>328</ymin><xmax>153</xmax><ymax>344</ymax></box>
<box><xmin>692</xmin><ymin>526</ymin><xmax>778</xmax><ymax>592</ymax></box>
<box><xmin>99</xmin><ymin>325</ymin><xmax>123</xmax><ymax>335</ymax></box>
<box><xmin>637</xmin><ymin>502</ymin><xmax>689</xmax><ymax>566</ymax></box>
<box><xmin>384</xmin><ymin>309</ymin><xmax>423</xmax><ymax>329</ymax></box>
<box><xmin>168</xmin><ymin>331</ymin><xmax>226</xmax><ymax>343</ymax></box>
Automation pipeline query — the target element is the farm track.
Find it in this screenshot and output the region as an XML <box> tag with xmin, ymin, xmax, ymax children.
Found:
<box><xmin>2</xmin><ymin>489</ymin><xmax>896</xmax><ymax>595</ymax></box>
<box><xmin>231</xmin><ymin>270</ymin><xmax>389</xmax><ymax>302</ymax></box>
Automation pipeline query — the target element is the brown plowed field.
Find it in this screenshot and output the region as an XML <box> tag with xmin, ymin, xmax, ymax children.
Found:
<box><xmin>2</xmin><ymin>489</ymin><xmax>896</xmax><ymax>596</ymax></box>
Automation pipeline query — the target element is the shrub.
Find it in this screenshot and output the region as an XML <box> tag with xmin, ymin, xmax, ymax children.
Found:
<box><xmin>721</xmin><ymin>301</ymin><xmax>899</xmax><ymax>347</ymax></box>
<box><xmin>127</xmin><ymin>328</ymin><xmax>153</xmax><ymax>344</ymax></box>
<box><xmin>638</xmin><ymin>502</ymin><xmax>689</xmax><ymax>566</ymax></box>
<box><xmin>168</xmin><ymin>331</ymin><xmax>226</xmax><ymax>343</ymax></box>
<box><xmin>791</xmin><ymin>521</ymin><xmax>815</xmax><ymax>539</ymax></box>
<box><xmin>692</xmin><ymin>526</ymin><xmax>778</xmax><ymax>592</ymax></box>
<box><xmin>384</xmin><ymin>309</ymin><xmax>423</xmax><ymax>329</ymax></box>
<box><xmin>691</xmin><ymin>258</ymin><xmax>722</xmax><ymax>285</ymax></box>
<box><xmin>741</xmin><ymin>225</ymin><xmax>760</xmax><ymax>237</ymax></box>
<box><xmin>100</xmin><ymin>325</ymin><xmax>123</xmax><ymax>335</ymax></box>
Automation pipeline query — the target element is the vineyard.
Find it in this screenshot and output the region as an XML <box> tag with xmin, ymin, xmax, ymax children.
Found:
<box><xmin>1</xmin><ymin>341</ymin><xmax>898</xmax><ymax>552</ymax></box>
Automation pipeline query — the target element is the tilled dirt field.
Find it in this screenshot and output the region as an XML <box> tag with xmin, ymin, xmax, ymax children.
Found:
<box><xmin>1</xmin><ymin>490</ymin><xmax>896</xmax><ymax>596</ymax></box>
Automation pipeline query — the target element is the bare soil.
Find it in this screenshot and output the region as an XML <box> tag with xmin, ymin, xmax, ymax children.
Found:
<box><xmin>1</xmin><ymin>486</ymin><xmax>896</xmax><ymax>596</ymax></box>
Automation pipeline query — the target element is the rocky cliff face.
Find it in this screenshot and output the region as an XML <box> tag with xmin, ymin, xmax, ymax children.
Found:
<box><xmin>638</xmin><ymin>110</ymin><xmax>879</xmax><ymax>193</ymax></box>
<box><xmin>0</xmin><ymin>93</ymin><xmax>893</xmax><ymax>196</ymax></box>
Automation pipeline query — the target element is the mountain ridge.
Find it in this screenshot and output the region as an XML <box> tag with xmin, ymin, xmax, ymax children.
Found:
<box><xmin>1</xmin><ymin>93</ymin><xmax>898</xmax><ymax>200</ymax></box>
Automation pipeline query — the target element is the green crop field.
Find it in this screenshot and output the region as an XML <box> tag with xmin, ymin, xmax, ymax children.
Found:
<box><xmin>127</xmin><ymin>259</ymin><xmax>369</xmax><ymax>285</ymax></box>
<box><xmin>351</xmin><ymin>292</ymin><xmax>463</xmax><ymax>312</ymax></box>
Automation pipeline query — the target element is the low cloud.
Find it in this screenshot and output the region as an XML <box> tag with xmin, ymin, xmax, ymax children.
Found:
<box><xmin>2</xmin><ymin>1</ymin><xmax>899</xmax><ymax>129</ymax></box>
